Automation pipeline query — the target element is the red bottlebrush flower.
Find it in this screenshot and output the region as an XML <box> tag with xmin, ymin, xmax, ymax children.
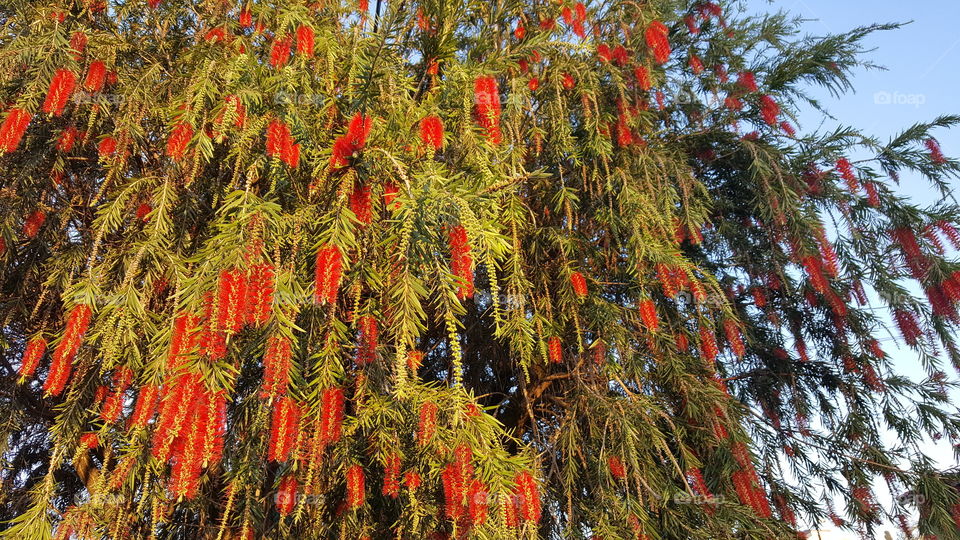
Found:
<box><xmin>547</xmin><ymin>336</ymin><xmax>562</xmax><ymax>363</ymax></box>
<box><xmin>926</xmin><ymin>138</ymin><xmax>947</xmax><ymax>164</ymax></box>
<box><xmin>514</xmin><ymin>471</ymin><xmax>541</xmax><ymax>523</ymax></box>
<box><xmin>417</xmin><ymin>401</ymin><xmax>438</xmax><ymax>445</ymax></box>
<box><xmin>615</xmin><ymin>113</ymin><xmax>634</xmax><ymax>147</ymax></box>
<box><xmin>689</xmin><ymin>55</ymin><xmax>704</xmax><ymax>75</ymax></box>
<box><xmin>276</xmin><ymin>475</ymin><xmax>298</xmax><ymax>516</ymax></box>
<box><xmin>893</xmin><ymin>308</ymin><xmax>922</xmax><ymax>347</ymax></box>
<box><xmin>448</xmin><ymin>225</ymin><xmax>474</xmax><ymax>299</ymax></box>
<box><xmin>759</xmin><ymin>95</ymin><xmax>780</xmax><ymax>126</ymax></box>
<box><xmin>79</xmin><ymin>433</ymin><xmax>99</xmax><ymax>449</ymax></box>
<box><xmin>330</xmin><ymin>112</ymin><xmax>373</xmax><ymax>170</ymax></box>
<box><xmin>268</xmin><ymin>396</ymin><xmax>301</xmax><ymax>462</ymax></box>
<box><xmin>607</xmin><ymin>456</ymin><xmax>627</xmax><ymax>479</ymax></box>
<box><xmin>151</xmin><ymin>372</ymin><xmax>201</xmax><ymax>462</ymax></box>
<box><xmin>835</xmin><ymin>158</ymin><xmax>859</xmax><ymax>193</ymax></box>
<box><xmin>296</xmin><ymin>25</ymin><xmax>314</xmax><ymax>57</ymax></box>
<box><xmin>737</xmin><ymin>71</ymin><xmax>758</xmax><ymax>93</ymax></box>
<box><xmin>933</xmin><ymin>220</ymin><xmax>960</xmax><ymax>249</ymax></box>
<box><xmin>570</xmin><ymin>271</ymin><xmax>588</xmax><ymax>298</ymax></box>
<box><xmin>468</xmin><ymin>479</ymin><xmax>489</xmax><ymax>525</ymax></box>
<box><xmin>166</xmin><ymin>122</ymin><xmax>193</xmax><ymax>160</ymax></box>
<box><xmin>597</xmin><ymin>44</ymin><xmax>612</xmax><ymax>62</ymax></box>
<box><xmin>382</xmin><ymin>453</ymin><xmax>401</xmax><ymax>498</ymax></box>
<box><xmin>724</xmin><ymin>96</ymin><xmax>744</xmax><ymax>111</ymax></box>
<box><xmin>645</xmin><ymin>21</ymin><xmax>671</xmax><ymax>64</ymax></box>
<box><xmin>320</xmin><ymin>387</ymin><xmax>345</xmax><ymax>446</ymax></box>
<box><xmin>203</xmin><ymin>27</ymin><xmax>226</xmax><ymax>43</ymax></box>
<box><xmin>699</xmin><ymin>323</ymin><xmax>718</xmax><ymax>364</ymax></box>
<box><xmin>18</xmin><ymin>337</ymin><xmax>47</xmax><ymax>379</ymax></box>
<box><xmin>265</xmin><ymin>119</ymin><xmax>300</xmax><ymax>168</ymax></box>
<box><xmin>442</xmin><ymin>463</ymin><xmax>466</xmax><ymax>520</ymax></box>
<box><xmin>864</xmin><ymin>181</ymin><xmax>880</xmax><ymax>207</ymax></box>
<box><xmin>217</xmin><ymin>268</ymin><xmax>248</xmax><ymax>334</ymax></box>
<box><xmin>561</xmin><ymin>72</ymin><xmax>576</xmax><ymax>90</ymax></box>
<box><xmin>43</xmin><ymin>69</ymin><xmax>76</xmax><ymax>116</ymax></box>
<box><xmin>100</xmin><ymin>366</ymin><xmax>133</xmax><ymax>423</ymax></box>
<box><xmin>723</xmin><ymin>319</ymin><xmax>745</xmax><ymax>358</ymax></box>
<box><xmin>245</xmin><ymin>264</ymin><xmax>275</xmax><ymax>326</ymax></box>
<box><xmin>69</xmin><ymin>31</ymin><xmax>87</xmax><ymax>58</ymax></box>
<box><xmin>403</xmin><ymin>471</ymin><xmax>422</xmax><ymax>492</ymax></box>
<box><xmin>801</xmin><ymin>255</ymin><xmax>830</xmax><ymax>295</ymax></box>
<box><xmin>685</xmin><ymin>15</ymin><xmax>700</xmax><ymax>34</ymax></box>
<box><xmin>82</xmin><ymin>60</ymin><xmax>107</xmax><ymax>92</ymax></box>
<box><xmin>270</xmin><ymin>36</ymin><xmax>292</xmax><ymax>68</ymax></box>
<box><xmin>239</xmin><ymin>8</ymin><xmax>252</xmax><ymax>28</ymax></box>
<box><xmin>676</xmin><ymin>332</ymin><xmax>689</xmax><ymax>352</ymax></box>
<box><xmin>514</xmin><ymin>22</ymin><xmax>525</xmax><ymax>40</ymax></box>
<box><xmin>261</xmin><ymin>335</ymin><xmax>293</xmax><ymax>398</ymax></box>
<box><xmin>356</xmin><ymin>315</ymin><xmax>378</xmax><ymax>365</ymax></box>
<box><xmin>346</xmin><ymin>464</ymin><xmax>365</xmax><ymax>509</ymax></box>
<box><xmin>0</xmin><ymin>108</ymin><xmax>32</xmax><ymax>154</ymax></box>
<box><xmin>44</xmin><ymin>304</ymin><xmax>93</xmax><ymax>397</ymax></box>
<box><xmin>57</xmin><ymin>126</ymin><xmax>79</xmax><ymax>152</ymax></box>
<box><xmin>22</xmin><ymin>210</ymin><xmax>46</xmax><ymax>239</ymax></box>
<box><xmin>687</xmin><ymin>468</ymin><xmax>713</xmax><ymax>500</ymax></box>
<box><xmin>473</xmin><ymin>76</ymin><xmax>502</xmax><ymax>144</ymax></box>
<box><xmin>419</xmin><ymin>115</ymin><xmax>444</xmax><ymax>150</ymax></box>
<box><xmin>528</xmin><ymin>77</ymin><xmax>540</xmax><ymax>91</ymax></box>
<box><xmin>348</xmin><ymin>184</ymin><xmax>372</xmax><ymax>225</ymax></box>
<box><xmin>639</xmin><ymin>298</ymin><xmax>659</xmax><ymax>332</ymax></box>
<box><xmin>50</xmin><ymin>10</ymin><xmax>66</xmax><ymax>22</ymax></box>
<box><xmin>867</xmin><ymin>339</ymin><xmax>885</xmax><ymax>359</ymax></box>
<box><xmin>128</xmin><ymin>384</ymin><xmax>160</xmax><ymax>429</ymax></box>
<box><xmin>815</xmin><ymin>230</ymin><xmax>840</xmax><ymax>277</ymax></box>
<box><xmin>634</xmin><ymin>66</ymin><xmax>652</xmax><ymax>91</ymax></box>
<box><xmin>314</xmin><ymin>244</ymin><xmax>344</xmax><ymax>305</ymax></box>
<box><xmin>779</xmin><ymin>121</ymin><xmax>796</xmax><ymax>136</ymax></box>
<box><xmin>751</xmin><ymin>287</ymin><xmax>767</xmax><ymax>308</ymax></box>
<box><xmin>98</xmin><ymin>136</ymin><xmax>117</xmax><ymax>158</ymax></box>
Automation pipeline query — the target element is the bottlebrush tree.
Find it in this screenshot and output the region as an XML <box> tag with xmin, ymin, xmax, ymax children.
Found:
<box><xmin>2</xmin><ymin>0</ymin><xmax>960</xmax><ymax>538</ymax></box>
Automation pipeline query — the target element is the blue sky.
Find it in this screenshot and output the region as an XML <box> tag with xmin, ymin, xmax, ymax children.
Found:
<box><xmin>747</xmin><ymin>0</ymin><xmax>960</xmax><ymax>536</ymax></box>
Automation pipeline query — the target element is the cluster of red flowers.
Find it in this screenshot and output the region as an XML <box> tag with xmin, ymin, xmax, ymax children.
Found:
<box><xmin>99</xmin><ymin>366</ymin><xmax>133</xmax><ymax>423</ymax></box>
<box><xmin>330</xmin><ymin>112</ymin><xmax>372</xmax><ymax>170</ymax></box>
<box><xmin>348</xmin><ymin>184</ymin><xmax>372</xmax><ymax>225</ymax></box>
<box><xmin>23</xmin><ymin>210</ymin><xmax>46</xmax><ymax>239</ymax></box>
<box><xmin>645</xmin><ymin>21</ymin><xmax>671</xmax><ymax>64</ymax></box>
<box><xmin>346</xmin><ymin>464</ymin><xmax>366</xmax><ymax>509</ymax></box>
<box><xmin>319</xmin><ymin>386</ymin><xmax>345</xmax><ymax>447</ymax></box>
<box><xmin>547</xmin><ymin>336</ymin><xmax>562</xmax><ymax>363</ymax></box>
<box><xmin>296</xmin><ymin>25</ymin><xmax>314</xmax><ymax>57</ymax></box>
<box><xmin>314</xmin><ymin>244</ymin><xmax>343</xmax><ymax>305</ymax></box>
<box><xmin>403</xmin><ymin>470</ymin><xmax>422</xmax><ymax>491</ymax></box>
<box><xmin>890</xmin><ymin>227</ymin><xmax>929</xmax><ymax>280</ymax></box>
<box><xmin>597</xmin><ymin>44</ymin><xmax>630</xmax><ymax>66</ymax></box>
<box><xmin>276</xmin><ymin>475</ymin><xmax>298</xmax><ymax>516</ymax></box>
<box><xmin>505</xmin><ymin>470</ymin><xmax>541</xmax><ymax>527</ymax></box>
<box><xmin>269</xmin><ymin>35</ymin><xmax>292</xmax><ymax>68</ymax></box>
<box><xmin>43</xmin><ymin>304</ymin><xmax>93</xmax><ymax>396</ymax></box>
<box><xmin>639</xmin><ymin>298</ymin><xmax>659</xmax><ymax>332</ymax></box>
<box><xmin>151</xmin><ymin>371</ymin><xmax>201</xmax><ymax>462</ymax></box>
<box><xmin>268</xmin><ymin>395</ymin><xmax>301</xmax><ymax>462</ymax></box>
<box><xmin>448</xmin><ymin>225</ymin><xmax>474</xmax><ymax>299</ymax></box>
<box><xmin>851</xmin><ymin>486</ymin><xmax>878</xmax><ymax>514</ymax></box>
<box><xmin>83</xmin><ymin>60</ymin><xmax>107</xmax><ymax>92</ymax></box>
<box><xmin>926</xmin><ymin>138</ymin><xmax>947</xmax><ymax>164</ymax></box>
<box><xmin>69</xmin><ymin>31</ymin><xmax>88</xmax><ymax>58</ymax></box>
<box><xmin>893</xmin><ymin>308</ymin><xmax>922</xmax><ymax>347</ymax></box>
<box><xmin>417</xmin><ymin>401</ymin><xmax>438</xmax><ymax>445</ymax></box>
<box><xmin>699</xmin><ymin>323</ymin><xmax>719</xmax><ymax>364</ymax></box>
<box><xmin>261</xmin><ymin>335</ymin><xmax>293</xmax><ymax>398</ymax></box>
<box><xmin>98</xmin><ymin>136</ymin><xmax>117</xmax><ymax>158</ymax></box>
<box><xmin>383</xmin><ymin>182</ymin><xmax>400</xmax><ymax>209</ymax></box>
<box><xmin>560</xmin><ymin>2</ymin><xmax>588</xmax><ymax>38</ymax></box>
<box><xmin>686</xmin><ymin>468</ymin><xmax>714</xmax><ymax>501</ymax></box>
<box><xmin>17</xmin><ymin>336</ymin><xmax>47</xmax><ymax>379</ymax></box>
<box><xmin>169</xmin><ymin>387</ymin><xmax>227</xmax><ymax>499</ymax></box>
<box><xmin>215</xmin><ymin>95</ymin><xmax>247</xmax><ymax>133</ymax></box>
<box><xmin>128</xmin><ymin>384</ymin><xmax>160</xmax><ymax>429</ymax></box>
<box><xmin>0</xmin><ymin>108</ymin><xmax>32</xmax><ymax>153</ymax></box>
<box><xmin>419</xmin><ymin>115</ymin><xmax>444</xmax><ymax>150</ymax></box>
<box><xmin>166</xmin><ymin>122</ymin><xmax>193</xmax><ymax>161</ymax></box>
<box><xmin>473</xmin><ymin>76</ymin><xmax>502</xmax><ymax>144</ymax></box>
<box><xmin>689</xmin><ymin>54</ymin><xmax>705</xmax><ymax>75</ymax></box>
<box><xmin>43</xmin><ymin>69</ymin><xmax>76</xmax><ymax>116</ymax></box>
<box><xmin>685</xmin><ymin>14</ymin><xmax>700</xmax><ymax>34</ymax></box>
<box><xmin>835</xmin><ymin>157</ymin><xmax>859</xmax><ymax>193</ymax></box>
<box><xmin>759</xmin><ymin>95</ymin><xmax>780</xmax><ymax>126</ymax></box>
<box><xmin>723</xmin><ymin>319</ymin><xmax>745</xmax><ymax>358</ymax></box>
<box><xmin>730</xmin><ymin>442</ymin><xmax>772</xmax><ymax>517</ymax></box>
<box><xmin>356</xmin><ymin>315</ymin><xmax>378</xmax><ymax>365</ymax></box>
<box><xmin>737</xmin><ymin>71</ymin><xmax>758</xmax><ymax>93</ymax></box>
<box><xmin>382</xmin><ymin>452</ymin><xmax>401</xmax><ymax>498</ymax></box>
<box><xmin>570</xmin><ymin>271</ymin><xmax>588</xmax><ymax>298</ymax></box>
<box><xmin>634</xmin><ymin>65</ymin><xmax>652</xmax><ymax>91</ymax></box>
<box><xmin>265</xmin><ymin>119</ymin><xmax>300</xmax><ymax>168</ymax></box>
<box><xmin>607</xmin><ymin>456</ymin><xmax>627</xmax><ymax>479</ymax></box>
